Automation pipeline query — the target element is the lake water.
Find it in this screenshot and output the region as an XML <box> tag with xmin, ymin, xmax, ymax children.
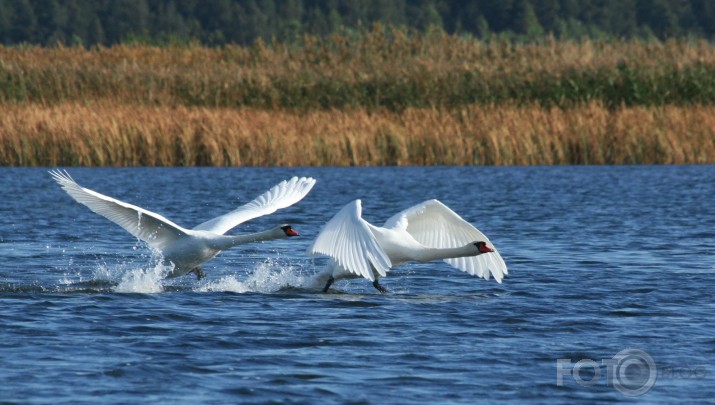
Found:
<box><xmin>1</xmin><ymin>166</ymin><xmax>713</xmax><ymax>403</ymax></box>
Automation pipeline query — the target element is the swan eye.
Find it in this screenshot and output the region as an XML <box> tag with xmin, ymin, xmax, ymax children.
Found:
<box><xmin>475</xmin><ymin>241</ymin><xmax>494</xmax><ymax>253</ymax></box>
<box><xmin>281</xmin><ymin>225</ymin><xmax>300</xmax><ymax>237</ymax></box>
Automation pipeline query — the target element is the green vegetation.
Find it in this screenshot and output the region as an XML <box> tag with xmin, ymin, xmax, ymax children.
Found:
<box><xmin>0</xmin><ymin>0</ymin><xmax>713</xmax><ymax>47</ymax></box>
<box><xmin>1</xmin><ymin>30</ymin><xmax>715</xmax><ymax>110</ymax></box>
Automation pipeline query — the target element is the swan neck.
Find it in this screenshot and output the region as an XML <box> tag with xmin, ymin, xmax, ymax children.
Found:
<box><xmin>215</xmin><ymin>228</ymin><xmax>282</xmax><ymax>250</ymax></box>
<box><xmin>415</xmin><ymin>245</ymin><xmax>476</xmax><ymax>262</ymax></box>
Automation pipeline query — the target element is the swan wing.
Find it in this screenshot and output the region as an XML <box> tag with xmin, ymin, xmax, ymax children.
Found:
<box><xmin>50</xmin><ymin>170</ymin><xmax>187</xmax><ymax>250</ymax></box>
<box><xmin>192</xmin><ymin>176</ymin><xmax>316</xmax><ymax>235</ymax></box>
<box><xmin>307</xmin><ymin>200</ymin><xmax>391</xmax><ymax>281</ymax></box>
<box><xmin>387</xmin><ymin>199</ymin><xmax>508</xmax><ymax>282</ymax></box>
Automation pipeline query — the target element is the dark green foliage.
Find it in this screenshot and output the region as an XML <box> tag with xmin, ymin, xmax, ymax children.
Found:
<box><xmin>0</xmin><ymin>0</ymin><xmax>714</xmax><ymax>46</ymax></box>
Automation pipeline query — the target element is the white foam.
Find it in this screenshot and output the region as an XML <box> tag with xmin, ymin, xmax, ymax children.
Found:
<box><xmin>113</xmin><ymin>262</ymin><xmax>172</xmax><ymax>294</ymax></box>
<box><xmin>91</xmin><ymin>263</ymin><xmax>117</xmax><ymax>283</ymax></box>
<box><xmin>197</xmin><ymin>259</ymin><xmax>310</xmax><ymax>293</ymax></box>
<box><xmin>196</xmin><ymin>275</ymin><xmax>251</xmax><ymax>293</ymax></box>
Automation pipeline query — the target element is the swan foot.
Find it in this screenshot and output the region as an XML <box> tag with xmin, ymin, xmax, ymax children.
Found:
<box><xmin>190</xmin><ymin>267</ymin><xmax>205</xmax><ymax>280</ymax></box>
<box><xmin>322</xmin><ymin>276</ymin><xmax>335</xmax><ymax>293</ymax></box>
<box><xmin>372</xmin><ymin>280</ymin><xmax>388</xmax><ymax>293</ymax></box>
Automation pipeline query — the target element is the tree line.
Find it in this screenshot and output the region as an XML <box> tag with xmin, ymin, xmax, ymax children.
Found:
<box><xmin>0</xmin><ymin>0</ymin><xmax>714</xmax><ymax>47</ymax></box>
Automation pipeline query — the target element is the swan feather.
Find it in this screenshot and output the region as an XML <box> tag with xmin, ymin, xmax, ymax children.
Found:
<box><xmin>193</xmin><ymin>176</ymin><xmax>316</xmax><ymax>235</ymax></box>
<box><xmin>387</xmin><ymin>199</ymin><xmax>508</xmax><ymax>282</ymax></box>
<box><xmin>50</xmin><ymin>170</ymin><xmax>186</xmax><ymax>250</ymax></box>
<box><xmin>306</xmin><ymin>200</ymin><xmax>391</xmax><ymax>281</ymax></box>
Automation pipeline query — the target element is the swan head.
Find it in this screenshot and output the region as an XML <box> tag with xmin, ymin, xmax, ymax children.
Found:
<box><xmin>474</xmin><ymin>241</ymin><xmax>494</xmax><ymax>254</ymax></box>
<box><xmin>280</xmin><ymin>224</ymin><xmax>300</xmax><ymax>237</ymax></box>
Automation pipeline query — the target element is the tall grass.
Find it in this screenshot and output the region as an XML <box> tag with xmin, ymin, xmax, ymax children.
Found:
<box><xmin>2</xmin><ymin>102</ymin><xmax>713</xmax><ymax>166</ymax></box>
<box><xmin>2</xmin><ymin>30</ymin><xmax>714</xmax><ymax>166</ymax></box>
<box><xmin>1</xmin><ymin>29</ymin><xmax>715</xmax><ymax>109</ymax></box>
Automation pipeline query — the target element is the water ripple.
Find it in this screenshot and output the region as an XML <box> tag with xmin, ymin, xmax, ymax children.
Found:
<box><xmin>1</xmin><ymin>166</ymin><xmax>714</xmax><ymax>403</ymax></box>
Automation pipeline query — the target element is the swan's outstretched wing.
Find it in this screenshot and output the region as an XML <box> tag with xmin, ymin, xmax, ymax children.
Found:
<box><xmin>384</xmin><ymin>199</ymin><xmax>508</xmax><ymax>282</ymax></box>
<box><xmin>307</xmin><ymin>200</ymin><xmax>391</xmax><ymax>281</ymax></box>
<box><xmin>192</xmin><ymin>177</ymin><xmax>316</xmax><ymax>235</ymax></box>
<box><xmin>50</xmin><ymin>170</ymin><xmax>187</xmax><ymax>250</ymax></box>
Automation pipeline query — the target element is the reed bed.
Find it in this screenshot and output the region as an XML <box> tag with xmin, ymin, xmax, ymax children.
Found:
<box><xmin>2</xmin><ymin>31</ymin><xmax>714</xmax><ymax>166</ymax></box>
<box><xmin>2</xmin><ymin>102</ymin><xmax>714</xmax><ymax>166</ymax></box>
<box><xmin>1</xmin><ymin>30</ymin><xmax>715</xmax><ymax>109</ymax></box>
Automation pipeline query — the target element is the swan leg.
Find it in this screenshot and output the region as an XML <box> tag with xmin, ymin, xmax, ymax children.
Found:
<box><xmin>372</xmin><ymin>279</ymin><xmax>388</xmax><ymax>293</ymax></box>
<box><xmin>322</xmin><ymin>276</ymin><xmax>335</xmax><ymax>293</ymax></box>
<box><xmin>190</xmin><ymin>267</ymin><xmax>205</xmax><ymax>280</ymax></box>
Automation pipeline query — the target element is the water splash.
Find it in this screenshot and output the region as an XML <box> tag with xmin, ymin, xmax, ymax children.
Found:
<box><xmin>198</xmin><ymin>258</ymin><xmax>311</xmax><ymax>293</ymax></box>
<box><xmin>50</xmin><ymin>251</ymin><xmax>320</xmax><ymax>294</ymax></box>
<box><xmin>197</xmin><ymin>275</ymin><xmax>251</xmax><ymax>293</ymax></box>
<box><xmin>113</xmin><ymin>262</ymin><xmax>172</xmax><ymax>293</ymax></box>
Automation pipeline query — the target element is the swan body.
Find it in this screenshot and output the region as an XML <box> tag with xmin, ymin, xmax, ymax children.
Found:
<box><xmin>51</xmin><ymin>170</ymin><xmax>315</xmax><ymax>278</ymax></box>
<box><xmin>307</xmin><ymin>199</ymin><xmax>507</xmax><ymax>292</ymax></box>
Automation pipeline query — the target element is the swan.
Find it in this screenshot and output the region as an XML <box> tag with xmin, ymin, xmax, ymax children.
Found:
<box><xmin>50</xmin><ymin>170</ymin><xmax>316</xmax><ymax>279</ymax></box>
<box><xmin>307</xmin><ymin>199</ymin><xmax>507</xmax><ymax>292</ymax></box>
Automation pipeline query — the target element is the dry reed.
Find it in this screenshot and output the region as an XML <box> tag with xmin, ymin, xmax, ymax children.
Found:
<box><xmin>2</xmin><ymin>102</ymin><xmax>713</xmax><ymax>166</ymax></box>
<box><xmin>2</xmin><ymin>32</ymin><xmax>714</xmax><ymax>166</ymax></box>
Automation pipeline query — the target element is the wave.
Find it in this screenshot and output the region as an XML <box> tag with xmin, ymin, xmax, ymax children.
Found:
<box><xmin>0</xmin><ymin>257</ymin><xmax>321</xmax><ymax>295</ymax></box>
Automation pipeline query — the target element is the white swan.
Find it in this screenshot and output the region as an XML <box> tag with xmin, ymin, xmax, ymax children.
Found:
<box><xmin>307</xmin><ymin>199</ymin><xmax>507</xmax><ymax>292</ymax></box>
<box><xmin>50</xmin><ymin>170</ymin><xmax>316</xmax><ymax>279</ymax></box>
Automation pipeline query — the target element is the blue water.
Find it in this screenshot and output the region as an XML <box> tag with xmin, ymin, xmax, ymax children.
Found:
<box><xmin>1</xmin><ymin>166</ymin><xmax>713</xmax><ymax>403</ymax></box>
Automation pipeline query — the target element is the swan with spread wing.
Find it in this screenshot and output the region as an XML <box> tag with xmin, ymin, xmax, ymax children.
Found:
<box><xmin>51</xmin><ymin>170</ymin><xmax>316</xmax><ymax>279</ymax></box>
<box><xmin>307</xmin><ymin>199</ymin><xmax>507</xmax><ymax>292</ymax></box>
